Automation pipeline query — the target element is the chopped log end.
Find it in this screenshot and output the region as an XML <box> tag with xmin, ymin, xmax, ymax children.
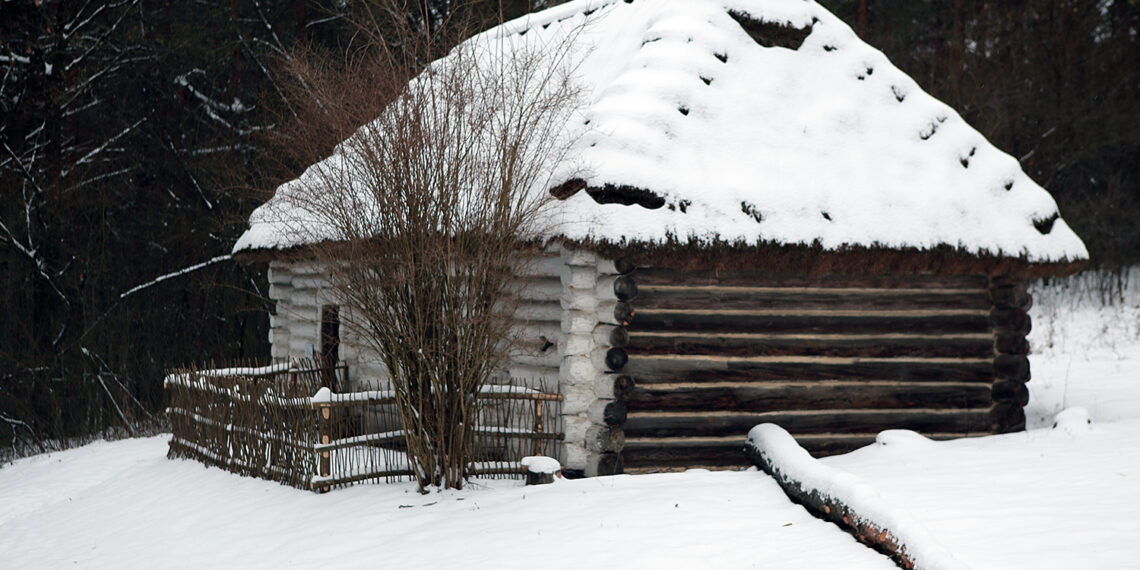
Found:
<box><xmin>614</xmin><ymin>275</ymin><xmax>639</xmax><ymax>301</ymax></box>
<box><xmin>991</xmin><ymin>402</ymin><xmax>1027</xmax><ymax>432</ymax></box>
<box><xmin>586</xmin><ymin>425</ymin><xmax>626</xmax><ymax>453</ymax></box>
<box><xmin>990</xmin><ymin>284</ymin><xmax>1032</xmax><ymax>310</ymax></box>
<box><xmin>604</xmin><ymin>400</ymin><xmax>628</xmax><ymax>426</ymax></box>
<box><xmin>605</xmin><ymin>347</ymin><xmax>629</xmax><ymax>371</ymax></box>
<box><xmin>609</xmin><ymin>326</ymin><xmax>630</xmax><ymax>348</ymax></box>
<box><xmin>990</xmin><ymin>307</ymin><xmax>1032</xmax><ymax>335</ymax></box>
<box><xmin>993</xmin><ymin>354</ymin><xmax>1030</xmax><ymax>381</ymax></box>
<box><xmin>614</xmin><ymin>302</ymin><xmax>635</xmax><ymax>325</ymax></box>
<box><xmin>993</xmin><ymin>380</ymin><xmax>1030</xmax><ymax>406</ymax></box>
<box><xmin>994</xmin><ymin>333</ymin><xmax>1030</xmax><ymax>355</ymax></box>
<box><xmin>595</xmin><ymin>452</ymin><xmax>624</xmax><ymax>476</ymax></box>
<box><xmin>615</xmin><ymin>258</ymin><xmax>637</xmax><ymax>275</ymax></box>
<box><xmin>613</xmin><ymin>375</ymin><xmax>635</xmax><ymax>401</ymax></box>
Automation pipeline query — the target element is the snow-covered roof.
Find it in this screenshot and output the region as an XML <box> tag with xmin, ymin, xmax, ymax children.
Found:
<box><xmin>234</xmin><ymin>0</ymin><xmax>1088</xmax><ymax>264</ymax></box>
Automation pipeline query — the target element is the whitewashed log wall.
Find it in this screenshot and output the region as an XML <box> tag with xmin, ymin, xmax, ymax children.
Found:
<box><xmin>263</xmin><ymin>245</ymin><xmax>628</xmax><ymax>477</ymax></box>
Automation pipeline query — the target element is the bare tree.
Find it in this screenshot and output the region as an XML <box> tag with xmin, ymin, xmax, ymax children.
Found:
<box><xmin>269</xmin><ymin>1</ymin><xmax>582</xmax><ymax>490</ymax></box>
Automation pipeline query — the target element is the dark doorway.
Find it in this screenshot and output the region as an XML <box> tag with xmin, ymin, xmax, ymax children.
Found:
<box><xmin>320</xmin><ymin>304</ymin><xmax>340</xmax><ymax>389</ymax></box>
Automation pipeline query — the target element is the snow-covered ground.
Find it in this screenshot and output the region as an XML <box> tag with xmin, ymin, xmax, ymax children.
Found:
<box><xmin>820</xmin><ymin>270</ymin><xmax>1140</xmax><ymax>569</ymax></box>
<box><xmin>1023</xmin><ymin>271</ymin><xmax>1140</xmax><ymax>427</ymax></box>
<box><xmin>2</xmin><ymin>272</ymin><xmax>1137</xmax><ymax>569</ymax></box>
<box><xmin>0</xmin><ymin>438</ymin><xmax>893</xmax><ymax>569</ymax></box>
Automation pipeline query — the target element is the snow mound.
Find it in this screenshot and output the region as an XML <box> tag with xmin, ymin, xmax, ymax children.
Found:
<box><xmin>875</xmin><ymin>429</ymin><xmax>935</xmax><ymax>448</ymax></box>
<box><xmin>1051</xmin><ymin>406</ymin><xmax>1092</xmax><ymax>435</ymax></box>
<box><xmin>235</xmin><ymin>0</ymin><xmax>1086</xmax><ymax>263</ymax></box>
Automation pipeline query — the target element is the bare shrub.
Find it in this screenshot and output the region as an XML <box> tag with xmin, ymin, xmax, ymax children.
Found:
<box><xmin>267</xmin><ymin>2</ymin><xmax>582</xmax><ymax>490</ymax></box>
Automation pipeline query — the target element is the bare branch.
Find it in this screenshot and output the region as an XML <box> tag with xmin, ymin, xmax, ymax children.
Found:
<box><xmin>265</xmin><ymin>0</ymin><xmax>585</xmax><ymax>489</ymax></box>
<box><xmin>119</xmin><ymin>254</ymin><xmax>233</xmax><ymax>299</ymax></box>
<box><xmin>68</xmin><ymin>117</ymin><xmax>145</xmax><ymax>174</ymax></box>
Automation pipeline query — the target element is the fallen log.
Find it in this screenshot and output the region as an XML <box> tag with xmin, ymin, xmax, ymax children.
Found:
<box><xmin>745</xmin><ymin>424</ymin><xmax>968</xmax><ymax>570</ymax></box>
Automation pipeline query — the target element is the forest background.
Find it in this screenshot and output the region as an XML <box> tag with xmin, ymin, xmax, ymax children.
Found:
<box><xmin>1</xmin><ymin>0</ymin><xmax>1137</xmax><ymax>454</ymax></box>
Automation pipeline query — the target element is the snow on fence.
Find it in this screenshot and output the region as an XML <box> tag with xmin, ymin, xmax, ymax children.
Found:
<box><xmin>165</xmin><ymin>360</ymin><xmax>563</xmax><ymax>492</ymax></box>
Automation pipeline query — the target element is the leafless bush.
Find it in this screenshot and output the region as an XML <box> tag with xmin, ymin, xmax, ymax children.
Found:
<box><xmin>268</xmin><ymin>1</ymin><xmax>581</xmax><ymax>490</ymax></box>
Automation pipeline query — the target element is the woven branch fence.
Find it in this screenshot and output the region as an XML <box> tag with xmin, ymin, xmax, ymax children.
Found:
<box><xmin>165</xmin><ymin>359</ymin><xmax>563</xmax><ymax>492</ymax></box>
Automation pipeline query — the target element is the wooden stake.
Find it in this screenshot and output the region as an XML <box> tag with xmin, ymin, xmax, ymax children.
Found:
<box><xmin>317</xmin><ymin>404</ymin><xmax>331</xmax><ymax>493</ymax></box>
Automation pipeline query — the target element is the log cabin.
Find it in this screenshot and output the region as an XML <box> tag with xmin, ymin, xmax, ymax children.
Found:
<box><xmin>231</xmin><ymin>0</ymin><xmax>1088</xmax><ymax>477</ymax></box>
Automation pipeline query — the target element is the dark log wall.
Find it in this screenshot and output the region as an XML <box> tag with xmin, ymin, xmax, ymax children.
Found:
<box><xmin>613</xmin><ymin>267</ymin><xmax>1031</xmax><ymax>473</ymax></box>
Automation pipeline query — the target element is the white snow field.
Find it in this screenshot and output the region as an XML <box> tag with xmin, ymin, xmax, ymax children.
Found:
<box><xmin>0</xmin><ymin>439</ymin><xmax>894</xmax><ymax>569</ymax></box>
<box><xmin>2</xmin><ymin>272</ymin><xmax>1139</xmax><ymax>569</ymax></box>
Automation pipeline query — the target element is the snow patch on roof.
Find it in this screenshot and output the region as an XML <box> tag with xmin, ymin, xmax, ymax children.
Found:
<box><xmin>235</xmin><ymin>0</ymin><xmax>1087</xmax><ymax>263</ymax></box>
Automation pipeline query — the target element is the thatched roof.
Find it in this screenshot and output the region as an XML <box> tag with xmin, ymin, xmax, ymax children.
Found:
<box><xmin>234</xmin><ymin>0</ymin><xmax>1087</xmax><ymax>270</ymax></box>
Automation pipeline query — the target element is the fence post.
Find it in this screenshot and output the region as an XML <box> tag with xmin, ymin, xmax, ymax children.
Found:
<box><xmin>289</xmin><ymin>363</ymin><xmax>298</xmax><ymax>397</ymax></box>
<box><xmin>534</xmin><ymin>400</ymin><xmax>544</xmax><ymax>456</ymax></box>
<box><xmin>317</xmin><ymin>403</ymin><xmax>331</xmax><ymax>493</ymax></box>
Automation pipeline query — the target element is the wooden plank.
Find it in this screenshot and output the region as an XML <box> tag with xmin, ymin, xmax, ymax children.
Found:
<box><xmin>622</xmin><ymin>431</ymin><xmax>990</xmax><ymax>466</ymax></box>
<box><xmin>624</xmin><ymin>408</ymin><xmax>996</xmax><ymax>437</ymax></box>
<box><xmin>634</xmin><ymin>268</ymin><xmax>989</xmax><ymax>289</ymax></box>
<box><xmin>630</xmin><ymin>308</ymin><xmax>992</xmax><ymax>334</ymax></box>
<box><xmin>625</xmin><ymin>355</ymin><xmax>994</xmax><ymax>383</ymax></box>
<box><xmin>797</xmin><ymin>435</ymin><xmax>881</xmax><ymax>458</ymax></box>
<box><xmin>621</xmin><ymin>436</ymin><xmax>750</xmax><ymax>467</ymax></box>
<box><xmin>628</xmin><ymin>331</ymin><xmax>995</xmax><ymax>358</ymax></box>
<box><xmin>625</xmin><ymin>381</ymin><xmax>993</xmax><ymax>412</ymax></box>
<box><xmin>621</xmin><ymin>435</ymin><xmax>887</xmax><ymax>466</ymax></box>
<box><xmin>636</xmin><ymin>285</ymin><xmax>992</xmax><ymax>311</ymax></box>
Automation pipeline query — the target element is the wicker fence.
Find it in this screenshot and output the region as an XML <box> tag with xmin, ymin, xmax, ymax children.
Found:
<box><xmin>165</xmin><ymin>359</ymin><xmax>563</xmax><ymax>492</ymax></box>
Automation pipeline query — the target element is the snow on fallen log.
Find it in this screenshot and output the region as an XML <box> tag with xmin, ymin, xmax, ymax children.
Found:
<box><xmin>745</xmin><ymin>424</ymin><xmax>967</xmax><ymax>570</ymax></box>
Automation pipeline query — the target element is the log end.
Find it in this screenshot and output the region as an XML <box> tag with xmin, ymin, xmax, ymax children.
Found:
<box><xmin>605</xmin><ymin>347</ymin><xmax>629</xmax><ymax>372</ymax></box>
<box><xmin>614</xmin><ymin>275</ymin><xmax>639</xmax><ymax>301</ymax></box>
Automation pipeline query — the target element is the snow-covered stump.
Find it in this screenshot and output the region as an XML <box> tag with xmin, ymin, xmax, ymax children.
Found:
<box><xmin>521</xmin><ymin>456</ymin><xmax>561</xmax><ymax>485</ymax></box>
<box><xmin>745</xmin><ymin>424</ymin><xmax>966</xmax><ymax>570</ymax></box>
<box><xmin>558</xmin><ymin>246</ymin><xmax>628</xmax><ymax>477</ymax></box>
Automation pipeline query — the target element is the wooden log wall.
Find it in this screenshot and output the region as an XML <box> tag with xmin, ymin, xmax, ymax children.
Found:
<box><xmin>509</xmin><ymin>251</ymin><xmax>565</xmax><ymax>390</ymax></box>
<box><xmin>612</xmin><ymin>266</ymin><xmax>1032</xmax><ymax>473</ymax></box>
